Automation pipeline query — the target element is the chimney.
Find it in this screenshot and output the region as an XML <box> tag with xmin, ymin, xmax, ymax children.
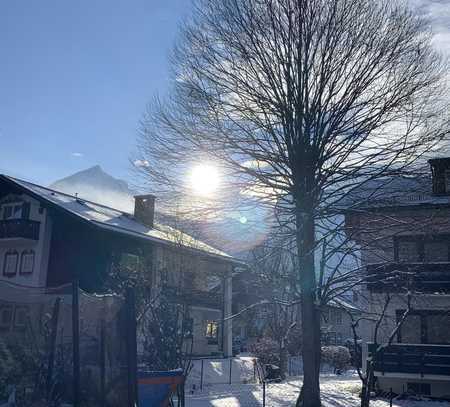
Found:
<box><xmin>134</xmin><ymin>194</ymin><xmax>156</xmax><ymax>228</ymax></box>
<box><xmin>429</xmin><ymin>158</ymin><xmax>450</xmax><ymax>195</ymax></box>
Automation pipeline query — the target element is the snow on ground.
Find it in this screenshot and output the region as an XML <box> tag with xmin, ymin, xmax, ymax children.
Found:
<box><xmin>186</xmin><ymin>375</ymin><xmax>450</xmax><ymax>407</ymax></box>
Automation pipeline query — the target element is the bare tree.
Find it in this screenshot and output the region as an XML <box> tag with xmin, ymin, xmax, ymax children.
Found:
<box><xmin>247</xmin><ymin>239</ymin><xmax>298</xmax><ymax>379</ymax></box>
<box><xmin>348</xmin><ymin>290</ymin><xmax>413</xmax><ymax>407</ymax></box>
<box><xmin>135</xmin><ymin>0</ymin><xmax>448</xmax><ymax>405</ymax></box>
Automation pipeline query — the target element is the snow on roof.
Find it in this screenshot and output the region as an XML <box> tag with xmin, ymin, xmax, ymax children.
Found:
<box><xmin>345</xmin><ymin>175</ymin><xmax>450</xmax><ymax>210</ymax></box>
<box><xmin>1</xmin><ymin>175</ymin><xmax>234</xmax><ymax>262</ymax></box>
<box><xmin>329</xmin><ymin>297</ymin><xmax>361</xmax><ymax>313</ymax></box>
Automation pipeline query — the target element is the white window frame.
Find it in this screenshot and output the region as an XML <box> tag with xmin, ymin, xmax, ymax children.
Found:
<box><xmin>3</xmin><ymin>250</ymin><xmax>19</xmax><ymax>277</ymax></box>
<box><xmin>20</xmin><ymin>250</ymin><xmax>35</xmax><ymax>275</ymax></box>
<box><xmin>2</xmin><ymin>203</ymin><xmax>22</xmax><ymax>220</ymax></box>
<box><xmin>13</xmin><ymin>306</ymin><xmax>29</xmax><ymax>330</ymax></box>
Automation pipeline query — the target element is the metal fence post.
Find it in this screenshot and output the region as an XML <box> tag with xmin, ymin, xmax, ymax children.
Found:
<box><xmin>262</xmin><ymin>380</ymin><xmax>266</xmax><ymax>407</ymax></box>
<box><xmin>200</xmin><ymin>359</ymin><xmax>204</xmax><ymax>391</ymax></box>
<box><xmin>72</xmin><ymin>279</ymin><xmax>80</xmax><ymax>407</ymax></box>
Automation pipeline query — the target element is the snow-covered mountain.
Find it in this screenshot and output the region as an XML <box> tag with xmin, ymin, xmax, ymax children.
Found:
<box><xmin>50</xmin><ymin>165</ymin><xmax>135</xmax><ymax>213</ymax></box>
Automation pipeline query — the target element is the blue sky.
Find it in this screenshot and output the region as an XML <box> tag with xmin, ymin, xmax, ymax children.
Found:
<box><xmin>0</xmin><ymin>0</ymin><xmax>449</xmax><ymax>186</ymax></box>
<box><xmin>0</xmin><ymin>0</ymin><xmax>190</xmax><ymax>185</ymax></box>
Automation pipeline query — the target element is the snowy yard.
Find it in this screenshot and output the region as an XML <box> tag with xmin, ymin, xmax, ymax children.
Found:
<box><xmin>186</xmin><ymin>375</ymin><xmax>450</xmax><ymax>407</ymax></box>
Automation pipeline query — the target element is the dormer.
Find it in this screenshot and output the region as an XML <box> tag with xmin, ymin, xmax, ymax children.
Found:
<box><xmin>429</xmin><ymin>157</ymin><xmax>450</xmax><ymax>195</ymax></box>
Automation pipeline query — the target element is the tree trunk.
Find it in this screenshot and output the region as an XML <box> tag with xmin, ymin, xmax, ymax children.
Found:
<box><xmin>295</xmin><ymin>207</ymin><xmax>321</xmax><ymax>407</ymax></box>
<box><xmin>360</xmin><ymin>361</ymin><xmax>374</xmax><ymax>407</ymax></box>
<box><xmin>279</xmin><ymin>340</ymin><xmax>288</xmax><ymax>380</ymax></box>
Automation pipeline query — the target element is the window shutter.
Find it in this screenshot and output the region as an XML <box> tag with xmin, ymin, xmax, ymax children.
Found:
<box><xmin>20</xmin><ymin>251</ymin><xmax>35</xmax><ymax>275</ymax></box>
<box><xmin>22</xmin><ymin>202</ymin><xmax>30</xmax><ymax>219</ymax></box>
<box><xmin>3</xmin><ymin>251</ymin><xmax>18</xmax><ymax>277</ymax></box>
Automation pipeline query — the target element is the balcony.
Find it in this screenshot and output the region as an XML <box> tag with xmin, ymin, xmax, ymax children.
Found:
<box><xmin>368</xmin><ymin>343</ymin><xmax>450</xmax><ymax>377</ymax></box>
<box><xmin>367</xmin><ymin>263</ymin><xmax>450</xmax><ymax>293</ymax></box>
<box><xmin>0</xmin><ymin>219</ymin><xmax>40</xmax><ymax>241</ymax></box>
<box><xmin>163</xmin><ymin>285</ymin><xmax>222</xmax><ymax>309</ymax></box>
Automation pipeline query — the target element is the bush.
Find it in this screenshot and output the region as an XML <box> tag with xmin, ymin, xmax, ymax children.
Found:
<box><xmin>287</xmin><ymin>326</ymin><xmax>302</xmax><ymax>356</ymax></box>
<box><xmin>321</xmin><ymin>346</ymin><xmax>351</xmax><ymax>373</ymax></box>
<box><xmin>249</xmin><ymin>338</ymin><xmax>280</xmax><ymax>366</ymax></box>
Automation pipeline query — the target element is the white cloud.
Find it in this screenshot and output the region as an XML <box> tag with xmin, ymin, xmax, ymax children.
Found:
<box><xmin>133</xmin><ymin>159</ymin><xmax>151</xmax><ymax>168</ymax></box>
<box><xmin>71</xmin><ymin>152</ymin><xmax>84</xmax><ymax>158</ymax></box>
<box><xmin>242</xmin><ymin>159</ymin><xmax>271</xmax><ymax>169</ymax></box>
<box><xmin>413</xmin><ymin>0</ymin><xmax>450</xmax><ymax>55</ymax></box>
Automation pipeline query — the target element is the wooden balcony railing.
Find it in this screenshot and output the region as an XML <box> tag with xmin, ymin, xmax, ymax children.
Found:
<box><xmin>162</xmin><ymin>285</ymin><xmax>222</xmax><ymax>309</ymax></box>
<box><xmin>367</xmin><ymin>263</ymin><xmax>450</xmax><ymax>293</ymax></box>
<box><xmin>0</xmin><ymin>219</ymin><xmax>40</xmax><ymax>240</ymax></box>
<box><xmin>368</xmin><ymin>343</ymin><xmax>450</xmax><ymax>377</ymax></box>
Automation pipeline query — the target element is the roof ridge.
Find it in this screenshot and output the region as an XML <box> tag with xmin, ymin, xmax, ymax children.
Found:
<box><xmin>3</xmin><ymin>174</ymin><xmax>134</xmax><ymax>216</ymax></box>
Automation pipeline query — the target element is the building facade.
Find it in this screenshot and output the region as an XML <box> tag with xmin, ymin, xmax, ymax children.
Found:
<box><xmin>345</xmin><ymin>158</ymin><xmax>450</xmax><ymax>398</ymax></box>
<box><xmin>0</xmin><ymin>174</ymin><xmax>235</xmax><ymax>358</ymax></box>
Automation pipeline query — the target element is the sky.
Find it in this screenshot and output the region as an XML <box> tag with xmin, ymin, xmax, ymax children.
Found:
<box><xmin>0</xmin><ymin>0</ymin><xmax>190</xmax><ymax>185</ymax></box>
<box><xmin>0</xmin><ymin>0</ymin><xmax>449</xmax><ymax>187</ymax></box>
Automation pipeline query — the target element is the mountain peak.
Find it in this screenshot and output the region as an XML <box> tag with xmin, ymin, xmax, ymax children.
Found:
<box><xmin>49</xmin><ymin>166</ymin><xmax>135</xmax><ymax>212</ymax></box>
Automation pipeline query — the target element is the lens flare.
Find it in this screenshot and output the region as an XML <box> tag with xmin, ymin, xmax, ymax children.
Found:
<box><xmin>189</xmin><ymin>164</ymin><xmax>220</xmax><ymax>196</ymax></box>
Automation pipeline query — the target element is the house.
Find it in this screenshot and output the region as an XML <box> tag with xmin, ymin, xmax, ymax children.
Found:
<box><xmin>232</xmin><ymin>268</ymin><xmax>360</xmax><ymax>353</ymax></box>
<box><xmin>344</xmin><ymin>158</ymin><xmax>450</xmax><ymax>398</ymax></box>
<box><xmin>320</xmin><ymin>298</ymin><xmax>361</xmax><ymax>346</ymax></box>
<box><xmin>0</xmin><ymin>174</ymin><xmax>237</xmax><ymax>357</ymax></box>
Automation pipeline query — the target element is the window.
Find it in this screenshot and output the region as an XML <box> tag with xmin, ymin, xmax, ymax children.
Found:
<box><xmin>398</xmin><ymin>310</ymin><xmax>450</xmax><ymax>345</ymax></box>
<box><xmin>399</xmin><ymin>314</ymin><xmax>422</xmax><ymax>343</ymax></box>
<box><xmin>330</xmin><ymin>309</ymin><xmax>342</xmax><ymax>325</ymax></box>
<box><xmin>119</xmin><ymin>253</ymin><xmax>140</xmax><ymax>271</ymax></box>
<box><xmin>206</xmin><ymin>321</ymin><xmax>218</xmax><ymax>344</ymax></box>
<box><xmin>395</xmin><ymin>236</ymin><xmax>450</xmax><ymax>263</ymax></box>
<box><xmin>14</xmin><ymin>306</ymin><xmax>28</xmax><ymax>330</ymax></box>
<box><xmin>2</xmin><ymin>203</ymin><xmax>22</xmax><ymax>220</ymax></box>
<box><xmin>20</xmin><ymin>250</ymin><xmax>35</xmax><ymax>275</ymax></box>
<box><xmin>397</xmin><ymin>240</ymin><xmax>420</xmax><ymax>262</ymax></box>
<box><xmin>427</xmin><ymin>313</ymin><xmax>450</xmax><ymax>344</ymax></box>
<box><xmin>0</xmin><ymin>305</ymin><xmax>13</xmax><ymax>330</ymax></box>
<box><xmin>424</xmin><ymin>241</ymin><xmax>448</xmax><ymax>262</ymax></box>
<box><xmin>3</xmin><ymin>250</ymin><xmax>19</xmax><ymax>277</ymax></box>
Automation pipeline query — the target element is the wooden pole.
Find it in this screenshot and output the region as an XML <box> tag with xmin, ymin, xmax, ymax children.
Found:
<box><xmin>72</xmin><ymin>279</ymin><xmax>80</xmax><ymax>407</ymax></box>
<box><xmin>126</xmin><ymin>288</ymin><xmax>138</xmax><ymax>407</ymax></box>
<box><xmin>46</xmin><ymin>297</ymin><xmax>61</xmax><ymax>399</ymax></box>
<box><xmin>100</xmin><ymin>318</ymin><xmax>106</xmax><ymax>407</ymax></box>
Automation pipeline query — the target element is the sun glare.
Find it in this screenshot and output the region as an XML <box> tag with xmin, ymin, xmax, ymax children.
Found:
<box><xmin>189</xmin><ymin>164</ymin><xmax>221</xmax><ymax>196</ymax></box>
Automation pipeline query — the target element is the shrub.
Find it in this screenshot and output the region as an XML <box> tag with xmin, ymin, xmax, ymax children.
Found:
<box><xmin>249</xmin><ymin>338</ymin><xmax>280</xmax><ymax>366</ymax></box>
<box><xmin>321</xmin><ymin>346</ymin><xmax>351</xmax><ymax>373</ymax></box>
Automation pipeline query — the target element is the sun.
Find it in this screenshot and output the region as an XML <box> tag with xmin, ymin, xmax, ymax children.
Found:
<box><xmin>189</xmin><ymin>164</ymin><xmax>221</xmax><ymax>196</ymax></box>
